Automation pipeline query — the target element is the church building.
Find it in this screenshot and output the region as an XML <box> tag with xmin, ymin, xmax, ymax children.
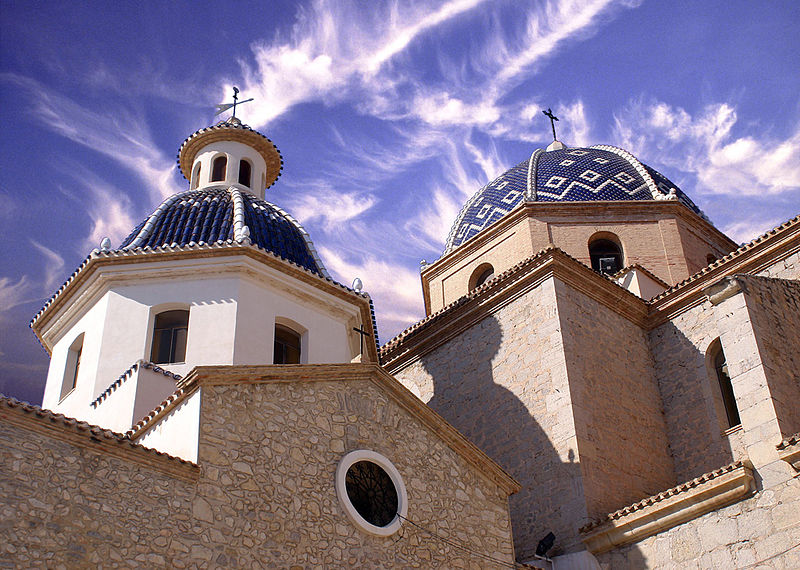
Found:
<box><xmin>2</xmin><ymin>107</ymin><xmax>799</xmax><ymax>568</ymax></box>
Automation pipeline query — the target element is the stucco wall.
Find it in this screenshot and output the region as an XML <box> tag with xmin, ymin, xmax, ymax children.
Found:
<box><xmin>393</xmin><ymin>278</ymin><xmax>590</xmax><ymax>559</ymax></box>
<box><xmin>2</xmin><ymin>375</ymin><xmax>515</xmax><ymax>567</ymax></box>
<box><xmin>596</xmin><ymin>476</ymin><xmax>800</xmax><ymax>569</ymax></box>
<box><xmin>554</xmin><ymin>279</ymin><xmax>676</xmax><ymax>519</ymax></box>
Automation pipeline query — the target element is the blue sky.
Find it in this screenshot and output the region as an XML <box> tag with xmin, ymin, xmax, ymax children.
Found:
<box><xmin>1</xmin><ymin>0</ymin><xmax>799</xmax><ymax>404</ymax></box>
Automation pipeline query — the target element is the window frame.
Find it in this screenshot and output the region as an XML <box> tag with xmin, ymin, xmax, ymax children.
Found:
<box><xmin>150</xmin><ymin>309</ymin><xmax>190</xmax><ymax>365</ymax></box>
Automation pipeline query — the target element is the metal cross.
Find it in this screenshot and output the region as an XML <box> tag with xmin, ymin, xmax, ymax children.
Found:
<box><xmin>542</xmin><ymin>107</ymin><xmax>559</xmax><ymax>141</ymax></box>
<box><xmin>214</xmin><ymin>86</ymin><xmax>254</xmax><ymax>118</ymax></box>
<box><xmin>352</xmin><ymin>324</ymin><xmax>372</xmax><ymax>355</ymax></box>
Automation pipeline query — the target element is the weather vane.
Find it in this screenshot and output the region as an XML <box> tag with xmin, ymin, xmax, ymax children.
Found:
<box><xmin>542</xmin><ymin>107</ymin><xmax>559</xmax><ymax>141</ymax></box>
<box><xmin>214</xmin><ymin>87</ymin><xmax>254</xmax><ymax>119</ymax></box>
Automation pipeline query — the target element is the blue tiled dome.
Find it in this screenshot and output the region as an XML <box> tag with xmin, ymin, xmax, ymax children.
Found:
<box><xmin>445</xmin><ymin>144</ymin><xmax>704</xmax><ymax>252</ymax></box>
<box><xmin>120</xmin><ymin>187</ymin><xmax>327</xmax><ymax>276</ymax></box>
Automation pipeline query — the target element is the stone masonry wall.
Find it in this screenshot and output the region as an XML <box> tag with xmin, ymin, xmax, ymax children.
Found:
<box><xmin>393</xmin><ymin>278</ymin><xmax>592</xmax><ymax>559</ymax></box>
<box><xmin>740</xmin><ymin>276</ymin><xmax>800</xmax><ymax>438</ymax></box>
<box><xmin>1</xmin><ymin>423</ymin><xmax>196</xmax><ymax>567</ymax></box>
<box><xmin>596</xmin><ymin>475</ymin><xmax>800</xmax><ymax>569</ymax></box>
<box><xmin>2</xmin><ymin>377</ymin><xmax>516</xmax><ymax>568</ymax></box>
<box><xmin>648</xmin><ymin>302</ymin><xmax>739</xmax><ymax>482</ymax></box>
<box><xmin>194</xmin><ymin>379</ymin><xmax>516</xmax><ymax>567</ymax></box>
<box><xmin>757</xmin><ymin>248</ymin><xmax>800</xmax><ymax>281</ymax></box>
<box><xmin>554</xmin><ymin>279</ymin><xmax>676</xmax><ymax>520</ymax></box>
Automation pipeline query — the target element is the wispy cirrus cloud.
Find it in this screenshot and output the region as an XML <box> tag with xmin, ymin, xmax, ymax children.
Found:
<box><xmin>1</xmin><ymin>73</ymin><xmax>178</xmax><ymax>204</ymax></box>
<box><xmin>29</xmin><ymin>241</ymin><xmax>65</xmax><ymax>291</ymax></box>
<box><xmin>318</xmin><ymin>246</ymin><xmax>423</xmax><ymax>337</ymax></box>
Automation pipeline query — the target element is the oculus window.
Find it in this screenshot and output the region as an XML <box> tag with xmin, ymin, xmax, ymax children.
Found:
<box><xmin>335</xmin><ymin>450</ymin><xmax>407</xmax><ymax>536</ymax></box>
<box><xmin>274</xmin><ymin>324</ymin><xmax>301</xmax><ymax>364</ymax></box>
<box><xmin>151</xmin><ymin>310</ymin><xmax>189</xmax><ymax>364</ymax></box>
<box><xmin>589</xmin><ymin>238</ymin><xmax>623</xmax><ymax>274</ymax></box>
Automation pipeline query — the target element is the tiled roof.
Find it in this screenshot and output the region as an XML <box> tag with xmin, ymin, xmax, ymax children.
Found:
<box><xmin>128</xmin><ymin>386</ymin><xmax>187</xmax><ymax>437</ymax></box>
<box><xmin>0</xmin><ymin>395</ymin><xmax>196</xmax><ymax>468</ymax></box>
<box><xmin>91</xmin><ymin>360</ymin><xmax>182</xmax><ymax>409</ymax></box>
<box><xmin>445</xmin><ymin>145</ymin><xmax>705</xmax><ymax>252</ymax></box>
<box><xmin>579</xmin><ymin>460</ymin><xmax>745</xmax><ymax>533</ymax></box>
<box><xmin>381</xmin><ymin>245</ymin><xmax>637</xmax><ymax>355</ymax></box>
<box><xmin>119</xmin><ymin>187</ymin><xmax>327</xmax><ymax>276</ymax></box>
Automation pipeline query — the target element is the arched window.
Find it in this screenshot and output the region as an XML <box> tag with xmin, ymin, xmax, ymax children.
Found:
<box><xmin>61</xmin><ymin>333</ymin><xmax>84</xmax><ymax>400</ymax></box>
<box><xmin>274</xmin><ymin>324</ymin><xmax>301</xmax><ymax>364</ymax></box>
<box><xmin>150</xmin><ymin>310</ymin><xmax>189</xmax><ymax>364</ymax></box>
<box><xmin>191</xmin><ymin>162</ymin><xmax>201</xmax><ymax>189</ymax></box>
<box><xmin>238</xmin><ymin>159</ymin><xmax>252</xmax><ymax>187</ymax></box>
<box><xmin>469</xmin><ymin>263</ymin><xmax>495</xmax><ymax>290</ymax></box>
<box><xmin>211</xmin><ymin>155</ymin><xmax>227</xmax><ymax>182</ymax></box>
<box><xmin>589</xmin><ymin>237</ymin><xmax>623</xmax><ymax>274</ymax></box>
<box><xmin>708</xmin><ymin>339</ymin><xmax>741</xmax><ymax>429</ymax></box>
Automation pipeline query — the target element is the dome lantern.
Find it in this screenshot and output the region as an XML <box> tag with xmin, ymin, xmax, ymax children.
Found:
<box><xmin>177</xmin><ymin>116</ymin><xmax>283</xmax><ymax>199</ymax></box>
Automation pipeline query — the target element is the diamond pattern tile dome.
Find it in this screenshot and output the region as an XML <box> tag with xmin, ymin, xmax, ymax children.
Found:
<box><xmin>120</xmin><ymin>187</ymin><xmax>326</xmax><ymax>275</ymax></box>
<box><xmin>445</xmin><ymin>145</ymin><xmax>704</xmax><ymax>252</ymax></box>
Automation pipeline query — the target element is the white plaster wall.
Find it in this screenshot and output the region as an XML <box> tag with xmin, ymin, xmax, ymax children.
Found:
<box><xmin>233</xmin><ymin>277</ymin><xmax>356</xmax><ymax>365</ymax></box>
<box><xmin>193</xmin><ymin>141</ymin><xmax>267</xmax><ymax>197</ymax></box>
<box><xmin>88</xmin><ymin>368</ymin><xmax>139</xmax><ymax>432</ymax></box>
<box><xmin>136</xmin><ymin>390</ymin><xmax>202</xmax><ymax>462</ymax></box>
<box><xmin>41</xmin><ymin>294</ymin><xmax>110</xmax><ymax>423</ymax></box>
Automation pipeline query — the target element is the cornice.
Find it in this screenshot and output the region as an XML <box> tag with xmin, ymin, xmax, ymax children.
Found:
<box><xmin>647</xmin><ymin>214</ymin><xmax>800</xmax><ymax>326</ymax></box>
<box><xmin>30</xmin><ymin>243</ymin><xmax>378</xmax><ymax>363</ymax></box>
<box><xmin>580</xmin><ymin>461</ymin><xmax>754</xmax><ymax>554</ymax></box>
<box><xmin>385</xmin><ymin>247</ymin><xmax>648</xmax><ymax>371</ymax></box>
<box><xmin>0</xmin><ymin>396</ymin><xmax>198</xmax><ymax>482</ymax></box>
<box><xmin>424</xmin><ymin>200</ymin><xmax>736</xmax><ymax>284</ymax></box>
<box><xmin>131</xmin><ymin>363</ymin><xmax>520</xmax><ymax>496</ymax></box>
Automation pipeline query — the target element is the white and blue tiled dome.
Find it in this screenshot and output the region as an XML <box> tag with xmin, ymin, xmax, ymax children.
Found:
<box><xmin>120</xmin><ymin>186</ymin><xmax>329</xmax><ymax>277</ymax></box>
<box><xmin>445</xmin><ymin>144</ymin><xmax>705</xmax><ymax>252</ymax></box>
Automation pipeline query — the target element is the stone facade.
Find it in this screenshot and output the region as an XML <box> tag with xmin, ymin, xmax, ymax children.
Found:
<box><xmin>1</xmin><ymin>365</ymin><xmax>518</xmax><ymax>568</ymax></box>
<box><xmin>386</xmin><ymin>217</ymin><xmax>800</xmax><ymax>567</ymax></box>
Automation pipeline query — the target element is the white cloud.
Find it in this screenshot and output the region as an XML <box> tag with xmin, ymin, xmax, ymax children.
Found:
<box><xmin>287</xmin><ymin>185</ymin><xmax>377</xmax><ymax>232</ymax></box>
<box><xmin>612</xmin><ymin>99</ymin><xmax>800</xmax><ymax>197</ymax></box>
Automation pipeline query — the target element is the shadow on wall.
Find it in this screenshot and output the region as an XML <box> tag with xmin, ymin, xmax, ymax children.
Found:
<box><xmin>650</xmin><ymin>321</ymin><xmax>736</xmax><ymax>481</ymax></box>
<box><xmin>422</xmin><ymin>314</ymin><xmax>648</xmax><ymax>567</ymax></box>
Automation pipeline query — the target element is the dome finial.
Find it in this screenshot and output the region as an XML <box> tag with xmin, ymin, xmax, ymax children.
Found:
<box><xmin>542</xmin><ymin>107</ymin><xmax>559</xmax><ymax>141</ymax></box>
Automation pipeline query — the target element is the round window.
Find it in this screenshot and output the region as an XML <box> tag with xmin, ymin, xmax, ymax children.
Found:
<box><xmin>335</xmin><ymin>450</ymin><xmax>407</xmax><ymax>536</ymax></box>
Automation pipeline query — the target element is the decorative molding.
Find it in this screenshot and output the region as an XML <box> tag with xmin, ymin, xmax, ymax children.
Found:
<box><xmin>580</xmin><ymin>461</ymin><xmax>755</xmax><ymax>555</ymax></box>
<box><xmin>703</xmin><ymin>275</ymin><xmax>747</xmax><ymax>305</ymax></box>
<box><xmin>777</xmin><ymin>433</ymin><xmax>800</xmax><ymax>472</ymax></box>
